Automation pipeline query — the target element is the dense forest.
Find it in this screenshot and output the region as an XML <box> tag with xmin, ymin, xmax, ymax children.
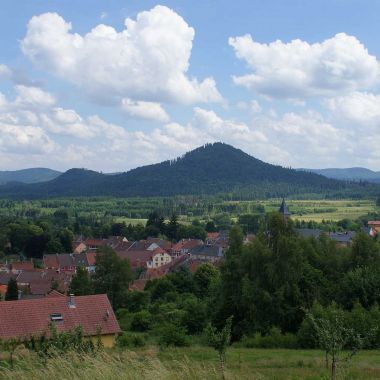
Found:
<box><xmin>0</xmin><ymin>143</ymin><xmax>378</xmax><ymax>199</ymax></box>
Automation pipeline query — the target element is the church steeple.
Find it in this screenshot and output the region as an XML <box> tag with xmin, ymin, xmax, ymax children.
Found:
<box><xmin>279</xmin><ymin>198</ymin><xmax>291</xmax><ymax>220</ymax></box>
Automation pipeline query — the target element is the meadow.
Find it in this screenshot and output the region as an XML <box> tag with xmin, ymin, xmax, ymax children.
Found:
<box><xmin>0</xmin><ymin>197</ymin><xmax>376</xmax><ymax>225</ymax></box>
<box><xmin>2</xmin><ymin>346</ymin><xmax>380</xmax><ymax>380</ymax></box>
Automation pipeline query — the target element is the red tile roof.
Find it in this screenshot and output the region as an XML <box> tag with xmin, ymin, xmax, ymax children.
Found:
<box><xmin>86</xmin><ymin>252</ymin><xmax>96</xmax><ymax>266</ymax></box>
<box><xmin>0</xmin><ymin>294</ymin><xmax>120</xmax><ymax>340</ymax></box>
<box><xmin>11</xmin><ymin>261</ymin><xmax>34</xmax><ymax>271</ymax></box>
<box><xmin>117</xmin><ymin>250</ymin><xmax>153</xmax><ymax>268</ymax></box>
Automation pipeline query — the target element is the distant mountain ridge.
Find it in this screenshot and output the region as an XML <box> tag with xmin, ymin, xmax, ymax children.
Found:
<box><xmin>0</xmin><ymin>143</ymin><xmax>378</xmax><ymax>199</ymax></box>
<box><xmin>0</xmin><ymin>168</ymin><xmax>61</xmax><ymax>185</ymax></box>
<box><xmin>299</xmin><ymin>167</ymin><xmax>380</xmax><ymax>183</ymax></box>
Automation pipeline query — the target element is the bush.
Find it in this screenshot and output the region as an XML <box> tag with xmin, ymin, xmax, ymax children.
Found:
<box><xmin>116</xmin><ymin>308</ymin><xmax>132</xmax><ymax>331</ymax></box>
<box><xmin>117</xmin><ymin>332</ymin><xmax>146</xmax><ymax>348</ymax></box>
<box><xmin>130</xmin><ymin>310</ymin><xmax>152</xmax><ymax>332</ymax></box>
<box><xmin>158</xmin><ymin>324</ymin><xmax>190</xmax><ymax>348</ymax></box>
<box><xmin>238</xmin><ymin>327</ymin><xmax>298</xmax><ymax>349</ymax></box>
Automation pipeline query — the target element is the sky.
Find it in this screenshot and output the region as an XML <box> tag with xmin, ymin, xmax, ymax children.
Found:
<box><xmin>1</xmin><ymin>0</ymin><xmax>380</xmax><ymax>172</ymax></box>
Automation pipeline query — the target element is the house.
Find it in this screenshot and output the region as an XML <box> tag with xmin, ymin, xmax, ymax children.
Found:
<box><xmin>10</xmin><ymin>260</ymin><xmax>34</xmax><ymax>273</ymax></box>
<box><xmin>171</xmin><ymin>239</ymin><xmax>203</xmax><ymax>257</ymax></box>
<box><xmin>296</xmin><ymin>228</ymin><xmax>356</xmax><ymax>247</ymax></box>
<box><xmin>206</xmin><ymin>231</ymin><xmax>229</xmax><ymax>248</ymax></box>
<box><xmin>0</xmin><ymin>294</ymin><xmax>121</xmax><ymax>347</ymax></box>
<box><xmin>43</xmin><ymin>254</ymin><xmax>76</xmax><ymax>272</ymax></box>
<box><xmin>362</xmin><ymin>226</ymin><xmax>377</xmax><ymax>237</ymax></box>
<box><xmin>106</xmin><ymin>236</ymin><xmax>129</xmax><ymax>250</ymax></box>
<box><xmin>73</xmin><ymin>241</ymin><xmax>87</xmax><ymax>254</ymax></box>
<box><xmin>126</xmin><ymin>238</ymin><xmax>172</xmax><ymax>253</ymax></box>
<box><xmin>83</xmin><ymin>238</ymin><xmax>108</xmax><ymax>251</ymax></box>
<box><xmin>367</xmin><ymin>221</ymin><xmax>380</xmax><ymax>235</ymax></box>
<box><xmin>328</xmin><ymin>231</ymin><xmax>356</xmax><ymax>247</ymax></box>
<box><xmin>15</xmin><ymin>269</ymin><xmax>73</xmax><ymax>296</ymax></box>
<box><xmin>117</xmin><ymin>248</ymin><xmax>172</xmax><ymax>269</ymax></box>
<box><xmin>189</xmin><ymin>245</ymin><xmax>223</xmax><ymax>263</ymax></box>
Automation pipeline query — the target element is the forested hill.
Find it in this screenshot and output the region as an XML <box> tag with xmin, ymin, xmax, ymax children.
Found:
<box><xmin>299</xmin><ymin>167</ymin><xmax>380</xmax><ymax>184</ymax></box>
<box><xmin>0</xmin><ymin>168</ymin><xmax>61</xmax><ymax>185</ymax></box>
<box><xmin>0</xmin><ymin>143</ymin><xmax>377</xmax><ymax>199</ymax></box>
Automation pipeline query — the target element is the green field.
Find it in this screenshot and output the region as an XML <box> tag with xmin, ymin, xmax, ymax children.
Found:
<box><xmin>260</xmin><ymin>199</ymin><xmax>376</xmax><ymax>222</ymax></box>
<box><xmin>0</xmin><ymin>197</ymin><xmax>377</xmax><ymax>226</ymax></box>
<box><xmin>2</xmin><ymin>347</ymin><xmax>380</xmax><ymax>379</ymax></box>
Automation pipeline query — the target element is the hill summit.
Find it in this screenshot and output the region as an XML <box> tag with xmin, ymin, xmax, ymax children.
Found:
<box><xmin>0</xmin><ymin>143</ymin><xmax>372</xmax><ymax>199</ymax></box>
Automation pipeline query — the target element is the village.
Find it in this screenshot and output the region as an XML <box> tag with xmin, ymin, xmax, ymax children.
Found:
<box><xmin>0</xmin><ymin>200</ymin><xmax>379</xmax><ymax>350</ymax></box>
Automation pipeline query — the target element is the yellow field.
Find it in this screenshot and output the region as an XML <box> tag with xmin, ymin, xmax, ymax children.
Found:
<box><xmin>261</xmin><ymin>199</ymin><xmax>376</xmax><ymax>222</ymax></box>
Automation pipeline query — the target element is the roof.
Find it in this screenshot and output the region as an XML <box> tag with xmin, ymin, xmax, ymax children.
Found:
<box><xmin>146</xmin><ymin>237</ymin><xmax>172</xmax><ymax>250</ymax></box>
<box><xmin>117</xmin><ymin>250</ymin><xmax>154</xmax><ymax>267</ymax></box>
<box><xmin>43</xmin><ymin>254</ymin><xmax>59</xmax><ymax>269</ymax></box>
<box><xmin>0</xmin><ymin>272</ymin><xmax>16</xmax><ymax>285</ymax></box>
<box><xmin>172</xmin><ymin>239</ymin><xmax>203</xmax><ymax>251</ymax></box>
<box><xmin>296</xmin><ymin>228</ymin><xmax>321</xmax><ymax>239</ymax></box>
<box><xmin>279</xmin><ymin>198</ymin><xmax>291</xmax><ymax>217</ymax></box>
<box><xmin>0</xmin><ymin>294</ymin><xmax>121</xmax><ymax>340</ymax></box>
<box><xmin>190</xmin><ymin>245</ymin><xmax>223</xmax><ymax>257</ymax></box>
<box><xmin>207</xmin><ymin>232</ymin><xmax>219</xmax><ymax>240</ymax></box>
<box><xmin>73</xmin><ymin>252</ymin><xmax>89</xmax><ymax>267</ymax></box>
<box><xmin>328</xmin><ymin>231</ymin><xmax>356</xmax><ymax>243</ymax></box>
<box><xmin>86</xmin><ymin>252</ymin><xmax>97</xmax><ymax>266</ymax></box>
<box><xmin>129</xmin><ymin>279</ymin><xmax>148</xmax><ymax>291</ymax></box>
<box><xmin>11</xmin><ymin>261</ymin><xmax>34</xmax><ymax>271</ymax></box>
<box><xmin>84</xmin><ymin>238</ymin><xmax>108</xmax><ymax>247</ymax></box>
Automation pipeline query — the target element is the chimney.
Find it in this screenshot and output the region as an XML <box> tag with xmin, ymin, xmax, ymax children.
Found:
<box><xmin>69</xmin><ymin>294</ymin><xmax>76</xmax><ymax>308</ymax></box>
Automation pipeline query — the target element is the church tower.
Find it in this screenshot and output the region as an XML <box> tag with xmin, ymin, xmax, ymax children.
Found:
<box><xmin>279</xmin><ymin>198</ymin><xmax>291</xmax><ymax>220</ymax></box>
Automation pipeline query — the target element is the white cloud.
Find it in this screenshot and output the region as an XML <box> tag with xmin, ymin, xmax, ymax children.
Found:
<box><xmin>21</xmin><ymin>6</ymin><xmax>222</xmax><ymax>105</ymax></box>
<box><xmin>14</xmin><ymin>85</ymin><xmax>56</xmax><ymax>107</ymax></box>
<box><xmin>229</xmin><ymin>33</ymin><xmax>379</xmax><ymax>100</ymax></box>
<box><xmin>121</xmin><ymin>98</ymin><xmax>169</xmax><ymax>122</ymax></box>
<box><xmin>0</xmin><ymin>124</ymin><xmax>55</xmax><ymax>154</ymax></box>
<box><xmin>326</xmin><ymin>91</ymin><xmax>380</xmax><ymax>127</ymax></box>
<box><xmin>237</xmin><ymin>100</ymin><xmax>262</xmax><ymax>113</ymax></box>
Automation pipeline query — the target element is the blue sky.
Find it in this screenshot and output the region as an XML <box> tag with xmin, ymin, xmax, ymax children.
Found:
<box><xmin>0</xmin><ymin>0</ymin><xmax>380</xmax><ymax>171</ymax></box>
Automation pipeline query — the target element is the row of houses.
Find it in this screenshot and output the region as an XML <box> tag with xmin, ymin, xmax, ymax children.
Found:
<box><xmin>0</xmin><ymin>268</ymin><xmax>73</xmax><ymax>299</ymax></box>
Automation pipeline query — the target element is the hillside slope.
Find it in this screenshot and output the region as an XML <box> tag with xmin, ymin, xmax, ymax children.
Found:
<box><xmin>0</xmin><ymin>143</ymin><xmax>377</xmax><ymax>199</ymax></box>
<box><xmin>300</xmin><ymin>167</ymin><xmax>380</xmax><ymax>183</ymax></box>
<box><xmin>0</xmin><ymin>168</ymin><xmax>61</xmax><ymax>185</ymax></box>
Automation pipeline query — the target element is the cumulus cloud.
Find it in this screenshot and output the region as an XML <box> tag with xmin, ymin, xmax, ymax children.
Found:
<box><xmin>0</xmin><ymin>124</ymin><xmax>55</xmax><ymax>154</ymax></box>
<box><xmin>229</xmin><ymin>33</ymin><xmax>379</xmax><ymax>100</ymax></box>
<box><xmin>14</xmin><ymin>85</ymin><xmax>56</xmax><ymax>107</ymax></box>
<box><xmin>21</xmin><ymin>6</ymin><xmax>222</xmax><ymax>105</ymax></box>
<box><xmin>326</xmin><ymin>91</ymin><xmax>380</xmax><ymax>127</ymax></box>
<box><xmin>121</xmin><ymin>98</ymin><xmax>170</xmax><ymax>122</ymax></box>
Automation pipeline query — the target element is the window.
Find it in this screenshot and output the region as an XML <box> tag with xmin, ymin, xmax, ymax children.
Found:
<box><xmin>50</xmin><ymin>313</ymin><xmax>63</xmax><ymax>321</ymax></box>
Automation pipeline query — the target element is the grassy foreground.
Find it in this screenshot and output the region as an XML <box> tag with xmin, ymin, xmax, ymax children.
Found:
<box><xmin>2</xmin><ymin>346</ymin><xmax>380</xmax><ymax>380</ymax></box>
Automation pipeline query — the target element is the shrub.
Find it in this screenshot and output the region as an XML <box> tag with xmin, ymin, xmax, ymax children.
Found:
<box><xmin>116</xmin><ymin>308</ymin><xmax>132</xmax><ymax>331</ymax></box>
<box><xmin>117</xmin><ymin>332</ymin><xmax>146</xmax><ymax>348</ymax></box>
<box><xmin>158</xmin><ymin>324</ymin><xmax>190</xmax><ymax>348</ymax></box>
<box><xmin>238</xmin><ymin>327</ymin><xmax>298</xmax><ymax>349</ymax></box>
<box><xmin>130</xmin><ymin>310</ymin><xmax>152</xmax><ymax>332</ymax></box>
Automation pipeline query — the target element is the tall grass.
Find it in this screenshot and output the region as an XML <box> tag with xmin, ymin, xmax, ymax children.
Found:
<box><xmin>0</xmin><ymin>349</ymin><xmax>253</xmax><ymax>380</ymax></box>
<box><xmin>2</xmin><ymin>347</ymin><xmax>380</xmax><ymax>380</ymax></box>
